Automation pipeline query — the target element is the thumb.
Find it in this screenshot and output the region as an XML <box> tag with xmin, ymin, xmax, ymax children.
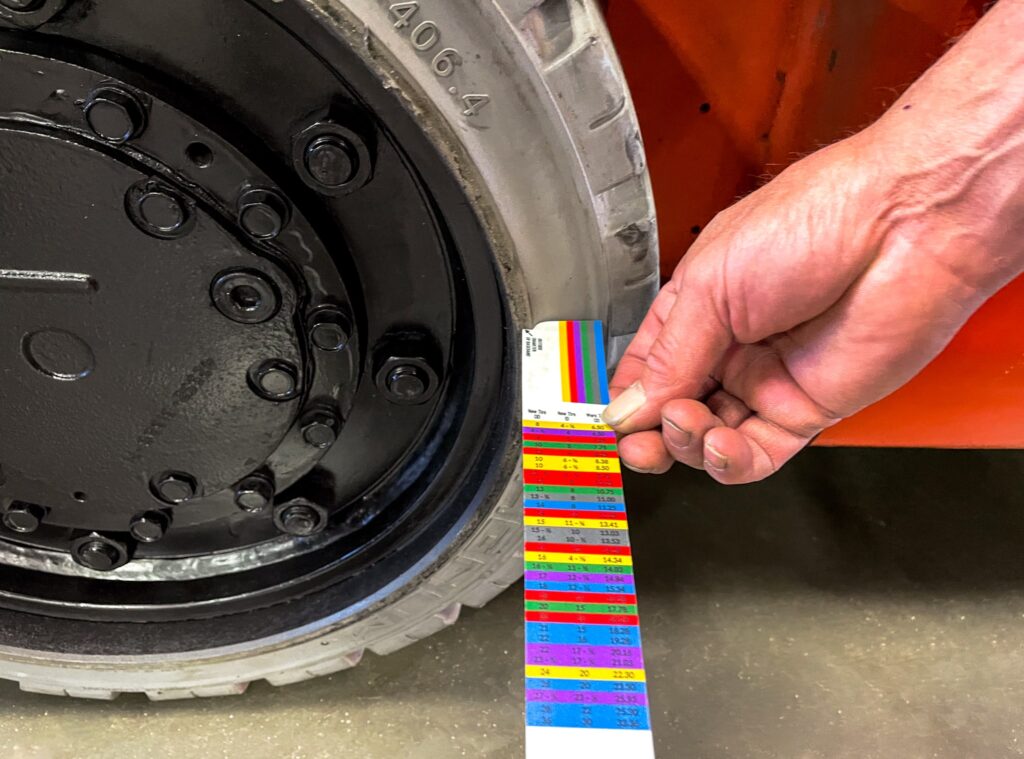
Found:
<box><xmin>602</xmin><ymin>277</ymin><xmax>732</xmax><ymax>435</ymax></box>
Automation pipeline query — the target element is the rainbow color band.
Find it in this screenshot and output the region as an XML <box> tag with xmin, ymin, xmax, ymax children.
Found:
<box><xmin>522</xmin><ymin>321</ymin><xmax>656</xmax><ymax>759</ymax></box>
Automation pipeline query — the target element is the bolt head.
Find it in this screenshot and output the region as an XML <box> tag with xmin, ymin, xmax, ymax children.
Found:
<box><xmin>304</xmin><ymin>136</ymin><xmax>357</xmax><ymax>188</ymax></box>
<box><xmin>302</xmin><ymin>415</ymin><xmax>339</xmax><ymax>449</ymax></box>
<box><xmin>151</xmin><ymin>471</ymin><xmax>198</xmax><ymax>504</ymax></box>
<box><xmin>274</xmin><ymin>500</ymin><xmax>328</xmax><ymax>537</ymax></box>
<box><xmin>387</xmin><ymin>365</ymin><xmax>428</xmax><ymax>400</ymax></box>
<box><xmin>237</xmin><ymin>188</ymin><xmax>290</xmax><ymax>241</ymax></box>
<box><xmin>84</xmin><ymin>87</ymin><xmax>145</xmax><ymax>144</ymax></box>
<box><xmin>248</xmin><ymin>359</ymin><xmax>300</xmax><ymax>401</ymax></box>
<box><xmin>126</xmin><ymin>181</ymin><xmax>193</xmax><ymax>240</ymax></box>
<box><xmin>139</xmin><ymin>191</ymin><xmax>185</xmax><ymax>234</ymax></box>
<box><xmin>234</xmin><ymin>474</ymin><xmax>275</xmax><ymax>513</ymax></box>
<box><xmin>211</xmin><ymin>269</ymin><xmax>280</xmax><ymax>324</ymax></box>
<box><xmin>129</xmin><ymin>511</ymin><xmax>169</xmax><ymax>543</ymax></box>
<box><xmin>2</xmin><ymin>502</ymin><xmax>43</xmax><ymax>534</ymax></box>
<box><xmin>310</xmin><ymin>320</ymin><xmax>349</xmax><ymax>353</ymax></box>
<box><xmin>71</xmin><ymin>535</ymin><xmax>128</xmax><ymax>572</ymax></box>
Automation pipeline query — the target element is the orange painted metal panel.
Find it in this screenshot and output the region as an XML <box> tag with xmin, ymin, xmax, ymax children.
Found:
<box><xmin>607</xmin><ymin>0</ymin><xmax>1024</xmax><ymax>447</ymax></box>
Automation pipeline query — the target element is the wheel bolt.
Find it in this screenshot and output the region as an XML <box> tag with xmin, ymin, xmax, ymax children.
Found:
<box><xmin>71</xmin><ymin>534</ymin><xmax>129</xmax><ymax>572</ymax></box>
<box><xmin>248</xmin><ymin>359</ymin><xmax>300</xmax><ymax>401</ymax></box>
<box><xmin>2</xmin><ymin>502</ymin><xmax>44</xmax><ymax>534</ymax></box>
<box><xmin>237</xmin><ymin>188</ymin><xmax>290</xmax><ymax>241</ymax></box>
<box><xmin>234</xmin><ymin>473</ymin><xmax>275</xmax><ymax>513</ymax></box>
<box><xmin>211</xmin><ymin>269</ymin><xmax>280</xmax><ymax>324</ymax></box>
<box><xmin>126</xmin><ymin>181</ymin><xmax>192</xmax><ymax>240</ymax></box>
<box><xmin>84</xmin><ymin>86</ymin><xmax>146</xmax><ymax>144</ymax></box>
<box><xmin>375</xmin><ymin>350</ymin><xmax>440</xmax><ymax>405</ymax></box>
<box><xmin>129</xmin><ymin>511</ymin><xmax>170</xmax><ymax>543</ymax></box>
<box><xmin>304</xmin><ymin>136</ymin><xmax>357</xmax><ymax>189</ymax></box>
<box><xmin>387</xmin><ymin>365</ymin><xmax>428</xmax><ymax>401</ymax></box>
<box><xmin>302</xmin><ymin>412</ymin><xmax>340</xmax><ymax>450</ymax></box>
<box><xmin>151</xmin><ymin>471</ymin><xmax>198</xmax><ymax>504</ymax></box>
<box><xmin>310</xmin><ymin>310</ymin><xmax>351</xmax><ymax>352</ymax></box>
<box><xmin>274</xmin><ymin>499</ymin><xmax>327</xmax><ymax>537</ymax></box>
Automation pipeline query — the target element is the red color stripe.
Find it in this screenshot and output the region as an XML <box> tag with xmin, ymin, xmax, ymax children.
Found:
<box><xmin>522</xmin><ymin>447</ymin><xmax>618</xmax><ymax>458</ymax></box>
<box><xmin>525</xmin><ymin>611</ymin><xmax>640</xmax><ymax>626</ymax></box>
<box><xmin>523</xmin><ymin>470</ymin><xmax>623</xmax><ymax>487</ymax></box>
<box><xmin>525</xmin><ymin>590</ymin><xmax>638</xmax><ymax>605</ymax></box>
<box><xmin>524</xmin><ymin>508</ymin><xmax>628</xmax><ymax>521</ymax></box>
<box><xmin>523</xmin><ymin>433</ymin><xmax>616</xmax><ymax>444</ymax></box>
<box><xmin>525</xmin><ymin>542</ymin><xmax>631</xmax><ymax>556</ymax></box>
<box><xmin>565</xmin><ymin>320</ymin><xmax>579</xmax><ymax>402</ymax></box>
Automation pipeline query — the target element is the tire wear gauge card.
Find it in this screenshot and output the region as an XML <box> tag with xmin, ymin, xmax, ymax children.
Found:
<box><xmin>522</xmin><ymin>320</ymin><xmax>656</xmax><ymax>759</ymax></box>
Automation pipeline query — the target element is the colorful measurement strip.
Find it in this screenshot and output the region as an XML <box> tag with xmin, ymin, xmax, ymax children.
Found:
<box><xmin>559</xmin><ymin>320</ymin><xmax>610</xmax><ymax>405</ymax></box>
<box><xmin>522</xmin><ymin>321</ymin><xmax>655</xmax><ymax>759</ymax></box>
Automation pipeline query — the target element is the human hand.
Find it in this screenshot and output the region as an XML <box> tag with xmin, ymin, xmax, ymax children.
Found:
<box><xmin>601</xmin><ymin>126</ymin><xmax>1023</xmax><ymax>484</ymax></box>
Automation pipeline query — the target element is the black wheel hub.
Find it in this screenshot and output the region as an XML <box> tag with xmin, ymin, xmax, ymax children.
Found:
<box><xmin>0</xmin><ymin>0</ymin><xmax>514</xmax><ymax>650</ymax></box>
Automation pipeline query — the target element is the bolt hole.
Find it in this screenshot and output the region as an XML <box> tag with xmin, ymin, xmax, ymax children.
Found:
<box><xmin>185</xmin><ymin>142</ymin><xmax>214</xmax><ymax>168</ymax></box>
<box><xmin>73</xmin><ymin>491</ymin><xmax>88</xmax><ymax>503</ymax></box>
<box><xmin>699</xmin><ymin>102</ymin><xmax>711</xmax><ymax>113</ymax></box>
<box><xmin>231</xmin><ymin>285</ymin><xmax>262</xmax><ymax>312</ymax></box>
<box><xmin>690</xmin><ymin>225</ymin><xmax>702</xmax><ymax>235</ymax></box>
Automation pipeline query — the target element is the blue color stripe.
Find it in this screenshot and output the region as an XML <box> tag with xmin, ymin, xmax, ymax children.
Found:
<box><xmin>526</xmin><ymin>622</ymin><xmax>642</xmax><ymax>647</ymax></box>
<box><xmin>526</xmin><ymin>702</ymin><xmax>651</xmax><ymax>730</ymax></box>
<box><xmin>593</xmin><ymin>321</ymin><xmax>610</xmax><ymax>404</ymax></box>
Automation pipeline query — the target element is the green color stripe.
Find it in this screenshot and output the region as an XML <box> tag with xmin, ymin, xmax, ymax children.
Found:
<box><xmin>584</xmin><ymin>322</ymin><xmax>602</xmax><ymax>403</ymax></box>
<box><xmin>579</xmin><ymin>321</ymin><xmax>595</xmax><ymax>403</ymax></box>
<box><xmin>524</xmin><ymin>485</ymin><xmax>624</xmax><ymax>496</ymax></box>
<box><xmin>525</xmin><ymin>601</ymin><xmax>638</xmax><ymax>615</ymax></box>
<box><xmin>525</xmin><ymin>561</ymin><xmax>634</xmax><ymax>575</ymax></box>
<box><xmin>524</xmin><ymin>441</ymin><xmax>618</xmax><ymax>451</ymax></box>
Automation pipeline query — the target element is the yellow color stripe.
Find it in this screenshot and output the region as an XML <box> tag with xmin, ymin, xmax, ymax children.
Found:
<box><xmin>522</xmin><ymin>420</ymin><xmax>610</xmax><ymax>431</ymax></box>
<box><xmin>524</xmin><ymin>551</ymin><xmax>633</xmax><ymax>567</ymax></box>
<box><xmin>524</xmin><ymin>455</ymin><xmax>620</xmax><ymax>474</ymax></box>
<box><xmin>524</xmin><ymin>665</ymin><xmax>646</xmax><ymax>683</ymax></box>
<box><xmin>524</xmin><ymin>516</ymin><xmax>627</xmax><ymax>530</ymax></box>
<box><xmin>559</xmin><ymin>321</ymin><xmax>572</xmax><ymax>402</ymax></box>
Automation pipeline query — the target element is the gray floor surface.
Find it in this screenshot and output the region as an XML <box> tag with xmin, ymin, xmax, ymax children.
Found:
<box><xmin>2</xmin><ymin>448</ymin><xmax>1023</xmax><ymax>758</ymax></box>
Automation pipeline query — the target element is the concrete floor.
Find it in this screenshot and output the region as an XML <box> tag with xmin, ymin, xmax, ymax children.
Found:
<box><xmin>2</xmin><ymin>448</ymin><xmax>1024</xmax><ymax>758</ymax></box>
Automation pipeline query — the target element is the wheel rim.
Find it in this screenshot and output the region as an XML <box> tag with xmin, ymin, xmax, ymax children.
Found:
<box><xmin>0</xmin><ymin>0</ymin><xmax>516</xmax><ymax>653</ymax></box>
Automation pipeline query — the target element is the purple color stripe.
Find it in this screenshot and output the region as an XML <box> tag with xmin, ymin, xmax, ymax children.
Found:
<box><xmin>525</xmin><ymin>570</ymin><xmax>635</xmax><ymax>584</ymax></box>
<box><xmin>572</xmin><ymin>321</ymin><xmax>586</xmax><ymax>402</ymax></box>
<box><xmin>526</xmin><ymin>690</ymin><xmax>649</xmax><ymax>706</ymax></box>
<box><xmin>526</xmin><ymin>643</ymin><xmax>645</xmax><ymax>669</ymax></box>
<box><xmin>522</xmin><ymin>426</ymin><xmax>617</xmax><ymax>440</ymax></box>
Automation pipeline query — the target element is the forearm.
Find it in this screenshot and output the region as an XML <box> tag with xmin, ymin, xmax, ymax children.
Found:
<box><xmin>858</xmin><ymin>0</ymin><xmax>1024</xmax><ymax>297</ymax></box>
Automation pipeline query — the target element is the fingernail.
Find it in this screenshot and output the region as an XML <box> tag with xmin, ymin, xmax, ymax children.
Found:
<box><xmin>704</xmin><ymin>443</ymin><xmax>728</xmax><ymax>471</ymax></box>
<box><xmin>622</xmin><ymin>461</ymin><xmax>654</xmax><ymax>474</ymax></box>
<box><xmin>602</xmin><ymin>382</ymin><xmax>646</xmax><ymax>427</ymax></box>
<box><xmin>662</xmin><ymin>419</ymin><xmax>692</xmax><ymax>448</ymax></box>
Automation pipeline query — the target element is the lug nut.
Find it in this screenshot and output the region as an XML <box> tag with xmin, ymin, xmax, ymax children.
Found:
<box><xmin>126</xmin><ymin>181</ymin><xmax>193</xmax><ymax>239</ymax></box>
<box><xmin>211</xmin><ymin>269</ymin><xmax>280</xmax><ymax>324</ymax></box>
<box><xmin>304</xmin><ymin>136</ymin><xmax>357</xmax><ymax>189</ymax></box>
<box><xmin>2</xmin><ymin>501</ymin><xmax>44</xmax><ymax>534</ymax></box>
<box><xmin>71</xmin><ymin>534</ymin><xmax>129</xmax><ymax>572</ymax></box>
<box><xmin>302</xmin><ymin>412</ymin><xmax>340</xmax><ymax>450</ymax></box>
<box><xmin>309</xmin><ymin>309</ymin><xmax>351</xmax><ymax>352</ymax></box>
<box><xmin>234</xmin><ymin>473</ymin><xmax>275</xmax><ymax>513</ymax></box>
<box><xmin>387</xmin><ymin>365</ymin><xmax>428</xmax><ymax>401</ymax></box>
<box><xmin>274</xmin><ymin>499</ymin><xmax>328</xmax><ymax>537</ymax></box>
<box><xmin>248</xmin><ymin>359</ymin><xmax>300</xmax><ymax>401</ymax></box>
<box><xmin>151</xmin><ymin>471</ymin><xmax>198</xmax><ymax>504</ymax></box>
<box><xmin>129</xmin><ymin>511</ymin><xmax>170</xmax><ymax>543</ymax></box>
<box><xmin>84</xmin><ymin>86</ymin><xmax>146</xmax><ymax>144</ymax></box>
<box><xmin>238</xmin><ymin>188</ymin><xmax>290</xmax><ymax>241</ymax></box>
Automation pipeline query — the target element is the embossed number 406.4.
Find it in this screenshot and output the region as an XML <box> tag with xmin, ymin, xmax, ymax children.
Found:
<box><xmin>387</xmin><ymin>2</ymin><xmax>491</xmax><ymax>118</ymax></box>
